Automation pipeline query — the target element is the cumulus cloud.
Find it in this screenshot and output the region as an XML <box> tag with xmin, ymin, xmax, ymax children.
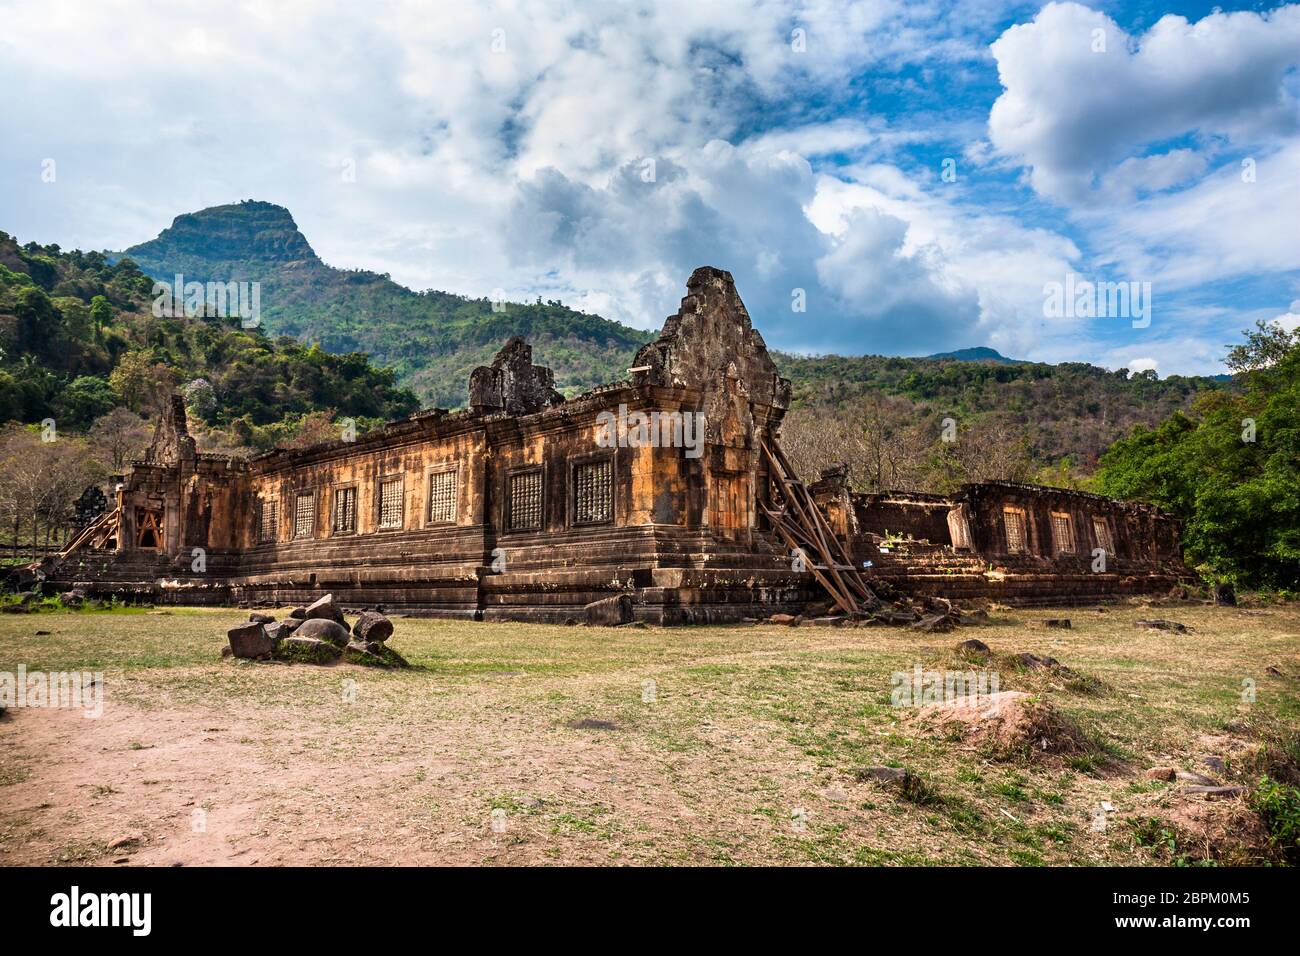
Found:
<box><xmin>988</xmin><ymin>2</ymin><xmax>1300</xmax><ymax>203</ymax></box>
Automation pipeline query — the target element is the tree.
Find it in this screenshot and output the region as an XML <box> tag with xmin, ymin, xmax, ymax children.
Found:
<box><xmin>88</xmin><ymin>406</ymin><xmax>150</xmax><ymax>473</ymax></box>
<box><xmin>57</xmin><ymin>375</ymin><xmax>118</xmax><ymax>427</ymax></box>
<box><xmin>1097</xmin><ymin>321</ymin><xmax>1300</xmax><ymax>589</ymax></box>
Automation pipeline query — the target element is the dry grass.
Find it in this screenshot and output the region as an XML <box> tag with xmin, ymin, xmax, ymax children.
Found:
<box><xmin>0</xmin><ymin>600</ymin><xmax>1297</xmax><ymax>866</ymax></box>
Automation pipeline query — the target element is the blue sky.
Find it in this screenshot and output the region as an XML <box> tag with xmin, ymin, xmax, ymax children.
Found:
<box><xmin>1</xmin><ymin>0</ymin><xmax>1297</xmax><ymax>375</ymax></box>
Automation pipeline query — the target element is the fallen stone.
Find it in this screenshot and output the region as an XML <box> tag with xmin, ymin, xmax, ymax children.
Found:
<box><xmin>568</xmin><ymin>718</ymin><xmax>618</xmax><ymax>730</ymax></box>
<box><xmin>1144</xmin><ymin>766</ymin><xmax>1177</xmax><ymax>781</ymax></box>
<box><xmin>351</xmin><ymin>610</ymin><xmax>394</xmax><ymax>644</ymax></box>
<box><xmin>220</xmin><ymin>646</ymin><xmax>233</xmax><ymax>658</ymax></box>
<box><xmin>304</xmin><ymin>593</ymin><xmax>346</xmax><ymax>625</ymax></box>
<box><xmin>911</xmin><ymin>613</ymin><xmax>955</xmax><ymax>633</ymax></box>
<box><xmin>249</xmin><ymin>612</ymin><xmax>276</xmax><ymax>624</ymax></box>
<box><xmin>226</xmin><ymin>622</ymin><xmax>272</xmax><ymax>659</ymax></box>
<box><xmin>810</xmin><ymin>615</ymin><xmax>848</xmax><ymax>627</ymax></box>
<box><xmin>1034</xmin><ymin>618</ymin><xmax>1071</xmax><ymax>629</ymax></box>
<box><xmin>107</xmin><ymin>835</ymin><xmax>141</xmax><ymax>851</ymax></box>
<box><xmin>263</xmin><ymin>621</ymin><xmax>292</xmax><ymax>643</ymax></box>
<box><xmin>955</xmin><ymin>638</ymin><xmax>991</xmax><ymax>658</ymax></box>
<box><xmin>1181</xmin><ymin>785</ymin><xmax>1246</xmax><ymax>800</ymax></box>
<box><xmin>59</xmin><ymin>589</ymin><xmax>86</xmax><ymax>607</ymax></box>
<box><xmin>1213</xmin><ymin>583</ymin><xmax>1236</xmax><ymax>607</ymax></box>
<box><xmin>289</xmin><ymin>606</ymin><xmax>307</xmax><ymax>619</ymax></box>
<box><xmin>280</xmin><ymin>617</ymin><xmax>304</xmax><ymax>634</ymax></box>
<box><xmin>16</xmin><ymin>591</ymin><xmax>35</xmax><ymax>605</ymax></box>
<box><xmin>1017</xmin><ymin>652</ymin><xmax>1063</xmax><ymax>670</ymax></box>
<box><xmin>275</xmin><ymin>635</ymin><xmax>343</xmax><ymax>665</ymax></box>
<box><xmin>856</xmin><ymin>766</ymin><xmax>911</xmax><ymax>788</ymax></box>
<box><xmin>957</xmin><ymin>609</ymin><xmax>989</xmax><ymax>626</ymax></box>
<box><xmin>768</xmin><ymin>613</ymin><xmax>798</xmax><ymax>625</ymax></box>
<box><xmin>583</xmin><ymin>594</ymin><xmax>633</xmax><ymax>626</ymax></box>
<box><xmin>1176</xmin><ymin>770</ymin><xmax>1219</xmax><ymax>787</ymax></box>
<box><xmin>293</xmin><ymin>617</ymin><xmax>351</xmax><ymax>648</ymax></box>
<box><xmin>1135</xmin><ymin>619</ymin><xmax>1190</xmax><ymax>632</ymax></box>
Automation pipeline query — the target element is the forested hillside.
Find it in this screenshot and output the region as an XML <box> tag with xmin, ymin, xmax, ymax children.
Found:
<box><xmin>120</xmin><ymin>201</ymin><xmax>652</xmax><ymax>408</ymax></box>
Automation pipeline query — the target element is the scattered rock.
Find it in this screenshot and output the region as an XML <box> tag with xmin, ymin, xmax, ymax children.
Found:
<box><xmin>293</xmin><ymin>617</ymin><xmax>351</xmax><ymax>648</ymax></box>
<box><xmin>957</xmin><ymin>609</ymin><xmax>989</xmax><ymax>626</ymax></box>
<box><xmin>16</xmin><ymin>591</ymin><xmax>36</xmax><ymax>605</ymax></box>
<box><xmin>1202</xmin><ymin>755</ymin><xmax>1227</xmax><ymax>773</ymax></box>
<box><xmin>263</xmin><ymin>621</ymin><xmax>292</xmax><ymax>643</ymax></box>
<box><xmin>288</xmin><ymin>606</ymin><xmax>307</xmax><ymax>620</ymax></box>
<box><xmin>58</xmin><ymin>589</ymin><xmax>86</xmax><ymax>607</ymax></box>
<box><xmin>1135</xmin><ymin>619</ymin><xmax>1190</xmax><ymax>632</ymax></box>
<box><xmin>1033</xmin><ymin>618</ymin><xmax>1071</xmax><ymax>629</ymax></box>
<box><xmin>810</xmin><ymin>615</ymin><xmax>849</xmax><ymax>627</ymax></box>
<box><xmin>856</xmin><ymin>766</ymin><xmax>911</xmax><ymax>788</ymax></box>
<box><xmin>583</xmin><ymin>594</ymin><xmax>633</xmax><ymax>627</ymax></box>
<box><xmin>568</xmin><ymin>718</ymin><xmax>619</xmax><ymax>731</ymax></box>
<box><xmin>1180</xmin><ymin>785</ymin><xmax>1247</xmax><ymax>800</ymax></box>
<box><xmin>351</xmin><ymin>610</ymin><xmax>393</xmax><ymax>644</ymax></box>
<box><xmin>220</xmin><ymin>646</ymin><xmax>233</xmax><ymax>658</ymax></box>
<box><xmin>34</xmin><ymin>629</ymin><xmax>50</xmax><ymax>636</ymax></box>
<box><xmin>1175</xmin><ymin>770</ymin><xmax>1219</xmax><ymax>786</ymax></box>
<box><xmin>343</xmin><ymin>640</ymin><xmax>410</xmax><ymax>669</ymax></box>
<box><xmin>279</xmin><ymin>617</ymin><xmax>304</xmax><ymax>635</ymax></box>
<box><xmin>304</xmin><ymin>593</ymin><xmax>346</xmax><ymax>625</ymax></box>
<box><xmin>106</xmin><ymin>835</ymin><xmax>141</xmax><ymax>851</ymax></box>
<box><xmin>1145</xmin><ymin>766</ymin><xmax>1177</xmax><ymax>781</ymax></box>
<box><xmin>248</xmin><ymin>612</ymin><xmax>276</xmax><ymax>624</ymax></box>
<box><xmin>226</xmin><ymin>622</ymin><xmax>272</xmax><ymax>659</ymax></box>
<box><xmin>1017</xmin><ymin>652</ymin><xmax>1064</xmax><ymax>670</ymax></box>
<box><xmin>911</xmin><ymin>613</ymin><xmax>955</xmax><ymax>634</ymax></box>
<box><xmin>1213</xmin><ymin>583</ymin><xmax>1236</xmax><ymax>606</ymax></box>
<box><xmin>955</xmin><ymin>638</ymin><xmax>991</xmax><ymax>658</ymax></box>
<box><xmin>768</xmin><ymin>613</ymin><xmax>798</xmax><ymax>625</ymax></box>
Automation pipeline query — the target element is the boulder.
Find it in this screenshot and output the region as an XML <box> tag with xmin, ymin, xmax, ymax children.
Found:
<box><xmin>1180</xmin><ymin>785</ymin><xmax>1246</xmax><ymax>800</ymax></box>
<box><xmin>294</xmin><ymin>617</ymin><xmax>351</xmax><ymax>648</ymax></box>
<box><xmin>351</xmin><ymin>611</ymin><xmax>394</xmax><ymax>644</ymax></box>
<box><xmin>1135</xmin><ymin>619</ymin><xmax>1190</xmax><ymax>632</ymax></box>
<box><xmin>1017</xmin><ymin>652</ymin><xmax>1063</xmax><ymax>670</ymax></box>
<box><xmin>249</xmin><ymin>612</ymin><xmax>276</xmax><ymax>624</ymax></box>
<box><xmin>1144</xmin><ymin>766</ymin><xmax>1177</xmax><ymax>781</ymax></box>
<box><xmin>288</xmin><ymin>606</ymin><xmax>307</xmax><ymax>619</ymax></box>
<box><xmin>304</xmin><ymin>593</ymin><xmax>346</xmax><ymax>625</ymax></box>
<box><xmin>955</xmin><ymin>638</ymin><xmax>991</xmax><ymax>658</ymax></box>
<box><xmin>583</xmin><ymin>594</ymin><xmax>634</xmax><ymax>626</ymax></box>
<box><xmin>279</xmin><ymin>617</ymin><xmax>304</xmax><ymax>635</ymax></box>
<box><xmin>263</xmin><ymin>621</ymin><xmax>292</xmax><ymax>643</ymax></box>
<box><xmin>343</xmin><ymin>640</ymin><xmax>409</xmax><ymax>668</ymax></box>
<box><xmin>59</xmin><ymin>589</ymin><xmax>86</xmax><ymax>607</ymax></box>
<box><xmin>227</xmin><ymin>622</ymin><xmax>273</xmax><ymax>659</ymax></box>
<box><xmin>274</xmin><ymin>636</ymin><xmax>342</xmax><ymax>665</ymax></box>
<box><xmin>856</xmin><ymin>766</ymin><xmax>911</xmax><ymax>789</ymax></box>
<box><xmin>911</xmin><ymin>613</ymin><xmax>954</xmax><ymax>634</ymax></box>
<box><xmin>1213</xmin><ymin>583</ymin><xmax>1236</xmax><ymax>606</ymax></box>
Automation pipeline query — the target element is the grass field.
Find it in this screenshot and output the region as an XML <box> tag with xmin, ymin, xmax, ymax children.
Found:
<box><xmin>1</xmin><ymin>601</ymin><xmax>1297</xmax><ymax>866</ymax></box>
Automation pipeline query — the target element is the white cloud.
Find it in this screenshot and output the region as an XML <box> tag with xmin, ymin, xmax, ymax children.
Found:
<box><xmin>988</xmin><ymin>2</ymin><xmax>1300</xmax><ymax>203</ymax></box>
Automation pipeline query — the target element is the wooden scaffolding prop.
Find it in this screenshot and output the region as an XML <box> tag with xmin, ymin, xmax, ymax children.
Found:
<box><xmin>59</xmin><ymin>509</ymin><xmax>119</xmax><ymax>559</ymax></box>
<box><xmin>759</xmin><ymin>439</ymin><xmax>882</xmax><ymax>617</ymax></box>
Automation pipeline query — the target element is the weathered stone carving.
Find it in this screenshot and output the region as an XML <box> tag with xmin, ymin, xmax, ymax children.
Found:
<box><xmin>468</xmin><ymin>336</ymin><xmax>564</xmax><ymax>416</ymax></box>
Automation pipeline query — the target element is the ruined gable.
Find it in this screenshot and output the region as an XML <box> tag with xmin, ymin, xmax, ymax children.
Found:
<box><xmin>144</xmin><ymin>394</ymin><xmax>197</xmax><ymax>465</ymax></box>
<box><xmin>468</xmin><ymin>336</ymin><xmax>565</xmax><ymax>416</ymax></box>
<box><xmin>631</xmin><ymin>266</ymin><xmax>792</xmax><ymax>415</ymax></box>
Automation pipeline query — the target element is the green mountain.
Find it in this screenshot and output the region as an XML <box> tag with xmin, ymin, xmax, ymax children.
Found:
<box><xmin>923</xmin><ymin>346</ymin><xmax>1025</xmax><ymax>364</ymax></box>
<box><xmin>119</xmin><ymin>201</ymin><xmax>652</xmax><ymax>408</ymax></box>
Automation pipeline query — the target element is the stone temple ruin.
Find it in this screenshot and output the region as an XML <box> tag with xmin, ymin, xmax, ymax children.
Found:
<box><xmin>40</xmin><ymin>267</ymin><xmax>1191</xmax><ymax>622</ymax></box>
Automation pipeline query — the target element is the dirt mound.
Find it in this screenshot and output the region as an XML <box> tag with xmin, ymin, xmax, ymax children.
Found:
<box><xmin>913</xmin><ymin>690</ymin><xmax>1094</xmax><ymax>760</ymax></box>
<box><xmin>1129</xmin><ymin>799</ymin><xmax>1278</xmax><ymax>866</ymax></box>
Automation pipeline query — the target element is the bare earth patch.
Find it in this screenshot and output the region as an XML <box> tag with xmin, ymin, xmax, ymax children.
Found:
<box><xmin>1</xmin><ymin>601</ymin><xmax>1297</xmax><ymax>866</ymax></box>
